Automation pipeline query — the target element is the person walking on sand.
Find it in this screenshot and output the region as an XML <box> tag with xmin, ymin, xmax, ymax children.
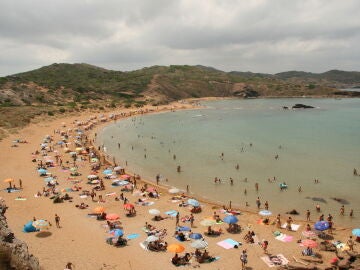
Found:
<box><xmin>175</xmin><ymin>212</ymin><xmax>180</xmax><ymax>227</ymax></box>
<box><xmin>347</xmin><ymin>236</ymin><xmax>355</xmax><ymax>251</ymax></box>
<box><xmin>262</xmin><ymin>240</ymin><xmax>269</xmax><ymax>254</ymax></box>
<box><xmin>240</xmin><ymin>249</ymin><xmax>248</xmax><ymax>270</ymax></box>
<box><xmin>55</xmin><ymin>214</ymin><xmax>61</xmax><ymax>228</ymax></box>
<box><xmin>306</xmin><ymin>210</ymin><xmax>311</xmax><ymax>221</ymax></box>
<box><xmin>19</xmin><ymin>179</ymin><xmax>22</xmax><ymax>189</ymax></box>
<box><xmin>190</xmin><ymin>214</ymin><xmax>195</xmax><ymax>228</ymax></box>
<box><xmin>255</xmin><ymin>182</ymin><xmax>259</xmax><ymax>191</ymax></box>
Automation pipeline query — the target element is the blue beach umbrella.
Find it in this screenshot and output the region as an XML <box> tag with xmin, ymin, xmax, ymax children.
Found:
<box><xmin>223</xmin><ymin>215</ymin><xmax>238</xmax><ymax>224</ymax></box>
<box><xmin>352</xmin><ymin>228</ymin><xmax>360</xmax><ymax>237</ymax></box>
<box><xmin>314</xmin><ymin>221</ymin><xmax>329</xmax><ymax>231</ymax></box>
<box><xmin>187</xmin><ymin>199</ymin><xmax>200</xmax><ymax>207</ymax></box>
<box><xmin>189</xmin><ymin>233</ymin><xmax>203</xmax><ymax>240</ymax></box>
<box><xmin>109</xmin><ymin>229</ymin><xmax>124</xmax><ymax>237</ymax></box>
<box><xmin>38</xmin><ymin>168</ymin><xmax>47</xmax><ymax>175</ymax></box>
<box><xmin>177</xmin><ymin>226</ymin><xmax>191</xmax><ymax>232</ymax></box>
<box><xmin>23</xmin><ymin>221</ymin><xmax>37</xmax><ymax>233</ymax></box>
<box><xmin>103</xmin><ymin>169</ymin><xmax>113</xmax><ymax>175</ymax></box>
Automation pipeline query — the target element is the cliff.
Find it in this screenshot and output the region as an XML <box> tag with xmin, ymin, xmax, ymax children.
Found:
<box><xmin>0</xmin><ymin>199</ymin><xmax>40</xmax><ymax>270</ymax></box>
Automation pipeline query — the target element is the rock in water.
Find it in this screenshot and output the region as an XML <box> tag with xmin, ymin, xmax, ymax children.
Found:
<box><xmin>292</xmin><ymin>104</ymin><xmax>314</xmax><ymax>109</ymax></box>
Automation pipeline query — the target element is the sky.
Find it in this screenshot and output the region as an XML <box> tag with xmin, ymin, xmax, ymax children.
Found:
<box><xmin>1</xmin><ymin>0</ymin><xmax>360</xmax><ymax>76</ymax></box>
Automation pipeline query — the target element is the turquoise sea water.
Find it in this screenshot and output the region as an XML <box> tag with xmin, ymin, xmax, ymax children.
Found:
<box><xmin>98</xmin><ymin>98</ymin><xmax>360</xmax><ymax>227</ymax></box>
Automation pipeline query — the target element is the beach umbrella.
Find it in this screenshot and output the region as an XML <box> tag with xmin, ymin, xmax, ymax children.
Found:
<box><xmin>314</xmin><ymin>221</ymin><xmax>329</xmax><ymax>231</ymax></box>
<box><xmin>148</xmin><ymin>209</ymin><xmax>160</xmax><ymax>216</ymax></box>
<box><xmin>190</xmin><ymin>240</ymin><xmax>208</xmax><ymax>249</ymax></box>
<box><xmin>109</xmin><ymin>229</ymin><xmax>123</xmax><ymax>237</ymax></box>
<box><xmin>146</xmin><ymin>187</ymin><xmax>156</xmax><ymax>192</ymax></box>
<box><xmin>146</xmin><ymin>235</ymin><xmax>159</xmax><ymax>242</ymax></box>
<box><xmin>223</xmin><ymin>215</ymin><xmax>238</xmax><ymax>224</ymax></box>
<box><xmin>90</xmin><ymin>180</ymin><xmax>99</xmax><ymax>184</ymax></box>
<box><xmin>177</xmin><ymin>226</ymin><xmax>191</xmax><ymax>232</ymax></box>
<box><xmin>93</xmin><ymin>206</ymin><xmax>106</xmax><ymax>214</ymax></box>
<box><xmin>113</xmin><ymin>166</ymin><xmax>122</xmax><ymax>172</ymax></box>
<box><xmin>70</xmin><ymin>167</ymin><xmax>77</xmax><ymax>172</ymax></box>
<box><xmin>106</xmin><ymin>213</ymin><xmax>120</xmax><ymax>220</ymax></box>
<box><xmin>259</xmin><ymin>210</ymin><xmax>272</xmax><ymax>216</ymax></box>
<box><xmin>123</xmin><ymin>203</ymin><xmax>134</xmax><ymax>210</ymax></box>
<box><xmin>167</xmin><ymin>243</ymin><xmax>185</xmax><ymax>253</ymax></box>
<box><xmin>352</xmin><ymin>228</ymin><xmax>360</xmax><ymax>237</ymax></box>
<box><xmin>302</xmin><ymin>231</ymin><xmax>318</xmax><ymax>238</ymax></box>
<box><xmin>44</xmin><ymin>177</ymin><xmax>54</xmax><ymax>182</ymax></box>
<box><xmin>120</xmin><ymin>174</ymin><xmax>130</xmax><ymax>179</ymax></box>
<box><xmin>23</xmin><ymin>221</ymin><xmax>37</xmax><ymax>233</ymax></box>
<box><xmin>187</xmin><ymin>199</ymin><xmax>200</xmax><ymax>207</ymax></box>
<box><xmin>103</xmin><ymin>169</ymin><xmax>112</xmax><ymax>175</ymax></box>
<box><xmin>32</xmin><ymin>220</ymin><xmax>50</xmax><ymax>231</ymax></box>
<box><xmin>189</xmin><ymin>233</ymin><xmax>203</xmax><ymax>240</ymax></box>
<box><xmin>169</xmin><ymin>188</ymin><xmax>180</xmax><ymax>194</ymax></box>
<box><xmin>38</xmin><ymin>168</ymin><xmax>47</xmax><ymax>175</ymax></box>
<box><xmin>200</xmin><ymin>219</ymin><xmax>217</xmax><ymax>226</ymax></box>
<box><xmin>300</xmin><ymin>239</ymin><xmax>318</xmax><ymax>248</ymax></box>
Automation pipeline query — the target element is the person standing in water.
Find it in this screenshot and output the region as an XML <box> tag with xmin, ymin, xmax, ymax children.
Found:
<box><xmin>255</xmin><ymin>183</ymin><xmax>259</xmax><ymax>191</ymax></box>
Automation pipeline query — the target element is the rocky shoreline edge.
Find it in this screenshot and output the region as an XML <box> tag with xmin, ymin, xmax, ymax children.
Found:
<box><xmin>0</xmin><ymin>199</ymin><xmax>40</xmax><ymax>270</ymax></box>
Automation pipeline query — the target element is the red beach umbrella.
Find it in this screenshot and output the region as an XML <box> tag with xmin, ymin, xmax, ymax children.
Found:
<box><xmin>300</xmin><ymin>239</ymin><xmax>318</xmax><ymax>248</ymax></box>
<box><xmin>123</xmin><ymin>203</ymin><xmax>134</xmax><ymax>210</ymax></box>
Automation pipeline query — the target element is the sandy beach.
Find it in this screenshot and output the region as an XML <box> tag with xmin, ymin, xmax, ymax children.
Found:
<box><xmin>0</xmin><ymin>101</ymin><xmax>357</xmax><ymax>270</ymax></box>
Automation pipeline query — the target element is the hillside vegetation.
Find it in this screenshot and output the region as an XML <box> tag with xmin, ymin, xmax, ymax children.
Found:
<box><xmin>0</xmin><ymin>63</ymin><xmax>359</xmax><ymax>137</ymax></box>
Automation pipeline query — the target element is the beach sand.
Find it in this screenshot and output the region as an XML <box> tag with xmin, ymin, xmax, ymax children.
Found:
<box><xmin>0</xmin><ymin>101</ymin><xmax>355</xmax><ymax>270</ymax></box>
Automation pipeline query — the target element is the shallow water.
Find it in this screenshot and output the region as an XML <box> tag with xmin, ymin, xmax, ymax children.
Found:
<box><xmin>98</xmin><ymin>98</ymin><xmax>360</xmax><ymax>227</ymax></box>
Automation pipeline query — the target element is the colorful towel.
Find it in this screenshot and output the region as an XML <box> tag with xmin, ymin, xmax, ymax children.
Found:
<box><xmin>281</xmin><ymin>223</ymin><xmax>300</xmax><ymax>231</ymax></box>
<box><xmin>165</xmin><ymin>210</ymin><xmax>178</xmax><ymax>217</ymax></box>
<box><xmin>275</xmin><ymin>233</ymin><xmax>293</xmax><ymax>242</ymax></box>
<box><xmin>261</xmin><ymin>254</ymin><xmax>289</xmax><ymax>267</ymax></box>
<box><xmin>15</xmin><ymin>197</ymin><xmax>27</xmax><ymax>200</ymax></box>
<box><xmin>217</xmin><ymin>238</ymin><xmax>240</xmax><ymax>249</ymax></box>
<box><xmin>105</xmin><ymin>192</ymin><xmax>117</xmax><ymax>197</ymax></box>
<box><xmin>126</xmin><ymin>233</ymin><xmax>140</xmax><ymax>240</ymax></box>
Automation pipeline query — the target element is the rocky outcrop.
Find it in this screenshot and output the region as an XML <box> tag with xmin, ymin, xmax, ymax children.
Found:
<box><xmin>0</xmin><ymin>200</ymin><xmax>40</xmax><ymax>270</ymax></box>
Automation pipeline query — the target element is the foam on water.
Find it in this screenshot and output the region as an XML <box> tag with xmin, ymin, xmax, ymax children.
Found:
<box><xmin>98</xmin><ymin>98</ymin><xmax>360</xmax><ymax>227</ymax></box>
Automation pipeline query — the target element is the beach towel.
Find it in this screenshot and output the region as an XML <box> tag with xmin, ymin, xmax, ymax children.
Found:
<box><xmin>105</xmin><ymin>192</ymin><xmax>117</xmax><ymax>197</ymax></box>
<box><xmin>79</xmin><ymin>195</ymin><xmax>87</xmax><ymax>199</ymax></box>
<box><xmin>261</xmin><ymin>254</ymin><xmax>289</xmax><ymax>267</ymax></box>
<box><xmin>204</xmin><ymin>217</ymin><xmax>223</xmax><ymax>224</ymax></box>
<box><xmin>140</xmin><ymin>242</ymin><xmax>148</xmax><ymax>250</ymax></box>
<box><xmin>275</xmin><ymin>233</ymin><xmax>293</xmax><ymax>242</ymax></box>
<box><xmin>3</xmin><ymin>188</ymin><xmax>21</xmax><ymax>193</ymax></box>
<box><xmin>165</xmin><ymin>210</ymin><xmax>178</xmax><ymax>217</ymax></box>
<box><xmin>281</xmin><ymin>223</ymin><xmax>301</xmax><ymax>231</ymax></box>
<box><xmin>217</xmin><ymin>238</ymin><xmax>240</xmax><ymax>249</ymax></box>
<box><xmin>15</xmin><ymin>197</ymin><xmax>27</xmax><ymax>201</ymax></box>
<box><xmin>136</xmin><ymin>201</ymin><xmax>154</xmax><ymax>206</ymax></box>
<box><xmin>332</xmin><ymin>241</ymin><xmax>350</xmax><ymax>251</ymax></box>
<box><xmin>126</xmin><ymin>233</ymin><xmax>140</xmax><ymax>240</ymax></box>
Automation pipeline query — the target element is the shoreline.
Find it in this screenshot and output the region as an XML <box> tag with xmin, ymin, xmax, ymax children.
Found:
<box><xmin>0</xmin><ymin>98</ymin><xmax>357</xmax><ymax>270</ymax></box>
<box><xmin>91</xmin><ymin>101</ymin><xmax>353</xmax><ymax>230</ymax></box>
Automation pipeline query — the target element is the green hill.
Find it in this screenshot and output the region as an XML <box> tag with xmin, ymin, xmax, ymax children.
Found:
<box><xmin>0</xmin><ymin>63</ymin><xmax>358</xmax><ymax>138</ymax></box>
